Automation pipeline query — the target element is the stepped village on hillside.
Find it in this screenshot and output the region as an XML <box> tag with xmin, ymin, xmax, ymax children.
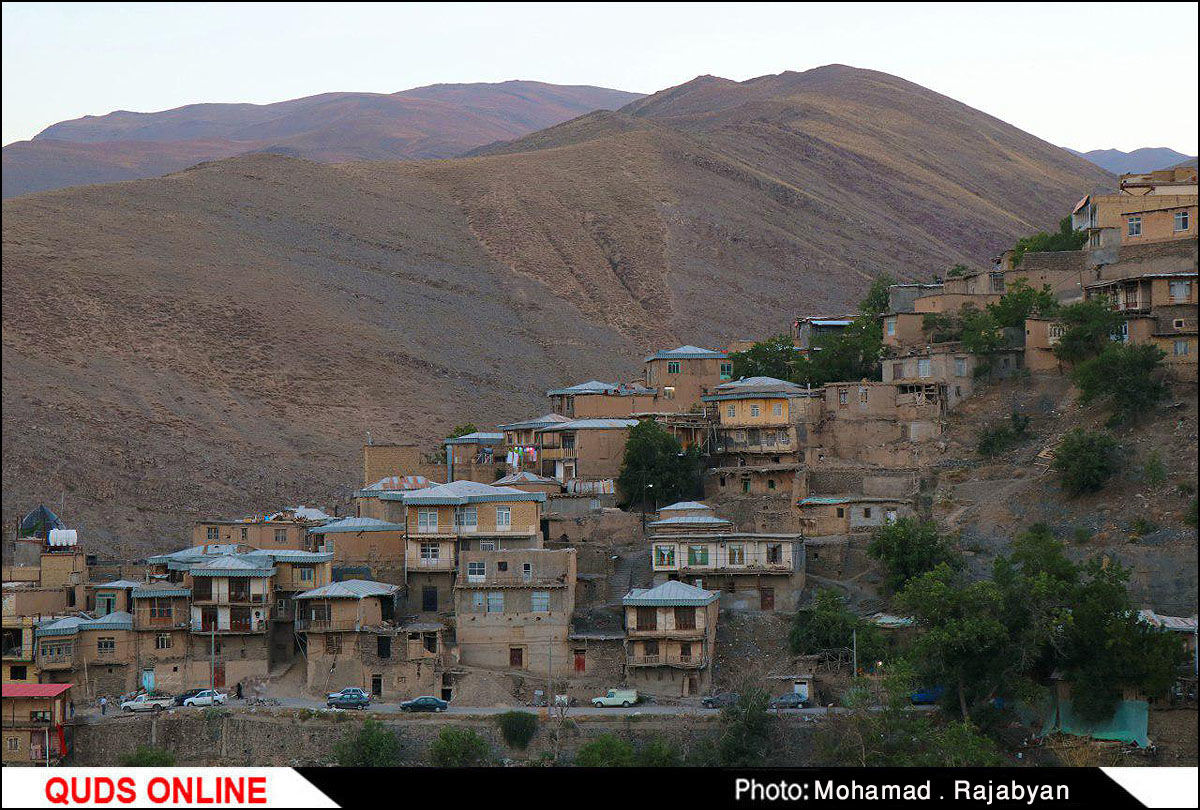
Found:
<box><xmin>3</xmin><ymin>167</ymin><xmax>1198</xmax><ymax>764</ymax></box>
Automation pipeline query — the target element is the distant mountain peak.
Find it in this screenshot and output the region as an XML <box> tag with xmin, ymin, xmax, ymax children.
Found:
<box><xmin>1067</xmin><ymin>146</ymin><xmax>1197</xmax><ymax>175</ymax></box>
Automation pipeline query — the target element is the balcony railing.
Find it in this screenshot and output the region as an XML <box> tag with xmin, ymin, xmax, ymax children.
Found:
<box><xmin>624</xmin><ymin>626</ymin><xmax>705</xmax><ymax>639</ymax></box>
<box><xmin>35</xmin><ymin>654</ymin><xmax>76</xmax><ymax>670</ymax></box>
<box><xmin>411</xmin><ymin>557</ymin><xmax>455</xmax><ymax>570</ymax></box>
<box><xmin>627</xmin><ymin>654</ymin><xmax>707</xmax><ymax>668</ymax></box>
<box><xmin>189</xmin><ymin>618</ymin><xmax>267</xmax><ymax>633</ymax></box>
<box><xmin>455</xmin><ymin>572</ymin><xmax>569</xmax><ymax>588</ymax></box>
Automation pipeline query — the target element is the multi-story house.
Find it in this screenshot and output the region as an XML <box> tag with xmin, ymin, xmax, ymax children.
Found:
<box><xmin>34</xmin><ymin>612</ymin><xmax>135</xmax><ymax>698</ymax></box>
<box><xmin>792</xmin><ymin>316</ymin><xmax>854</xmax><ymax>356</ymax></box>
<box><xmin>393</xmin><ymin>480</ymin><xmax>548</xmax><ymax>615</ymax></box>
<box><xmin>295</xmin><ymin>580</ymin><xmax>442</xmax><ymax>701</ymax></box>
<box><xmin>881</xmin><ymin>343</ymin><xmax>1024</xmax><ymax>410</ymax></box>
<box><xmin>648</xmin><ymin>502</ymin><xmax>805</xmax><ymax>611</ymax></box>
<box><xmin>546</xmin><ymin>381</ymin><xmax>658</xmax><ymax>418</ymax></box>
<box><xmin>535</xmin><ymin>418</ymin><xmax>638</xmax><ymax>485</ymax></box>
<box><xmin>498</xmin><ymin>413</ymin><xmax>571</xmax><ymax>472</ymax></box>
<box><xmin>354</xmin><ymin>475</ymin><xmax>437</xmax><ymax>520</ymax></box>
<box><xmin>443</xmin><ymin>431</ymin><xmax>506</xmax><ymax>483</ymax></box>
<box><xmin>1083</xmin><ymin>270</ymin><xmax>1198</xmax><ymax>374</ymax></box>
<box><xmin>307</xmin><ymin>516</ymin><xmax>407</xmax><ymax>584</ymax></box>
<box><xmin>183</xmin><ymin>554</ymin><xmax>274</xmax><ymax>688</ymax></box>
<box><xmin>192</xmin><ymin>508</ymin><xmax>331</xmax><ymax>551</ymax></box>
<box><xmin>129</xmin><ymin>582</ymin><xmax>192</xmax><ymax>694</ymax></box>
<box><xmin>642</xmin><ymin>346</ymin><xmax>731</xmax><ymax>412</ymax></box>
<box><xmin>622</xmin><ymin>581</ymin><xmax>719</xmax><ymax>698</ymax></box>
<box><xmin>2</xmin><ymin>616</ymin><xmax>38</xmax><ymax>685</ymax></box>
<box><xmin>796</xmin><ymin>495</ymin><xmax>913</xmax><ymax>537</ymax></box>
<box><xmin>453</xmin><ymin>548</ymin><xmax>577</xmax><ymax>676</ymax></box>
<box><xmin>703</xmin><ymin>377</ymin><xmax>822</xmax><ymax>498</ymax></box>
<box><xmin>817</xmin><ymin>381</ymin><xmax>946</xmax><ymax>468</ymax></box>
<box><xmin>1</xmin><ymin>683</ymin><xmax>72</xmax><ymax>766</ymax></box>
<box><xmin>1073</xmin><ymin>167</ymin><xmax>1197</xmax><ymax>250</ymax></box>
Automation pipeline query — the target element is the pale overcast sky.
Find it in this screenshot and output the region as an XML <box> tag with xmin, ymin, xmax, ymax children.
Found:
<box><xmin>3</xmin><ymin>2</ymin><xmax>1197</xmax><ymax>153</ymax></box>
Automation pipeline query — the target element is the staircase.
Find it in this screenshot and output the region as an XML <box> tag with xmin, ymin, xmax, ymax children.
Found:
<box><xmin>606</xmin><ymin>547</ymin><xmax>651</xmax><ymax>605</ymax></box>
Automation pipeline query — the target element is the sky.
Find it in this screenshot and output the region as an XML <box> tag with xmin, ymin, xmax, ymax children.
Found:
<box><xmin>2</xmin><ymin>2</ymin><xmax>1197</xmax><ymax>153</ymax></box>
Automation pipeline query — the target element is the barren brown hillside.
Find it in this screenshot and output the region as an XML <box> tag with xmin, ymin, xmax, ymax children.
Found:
<box><xmin>2</xmin><ymin>66</ymin><xmax>1113</xmax><ymax>553</ymax></box>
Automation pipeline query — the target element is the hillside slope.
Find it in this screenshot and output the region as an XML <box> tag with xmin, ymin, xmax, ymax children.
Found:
<box><xmin>2</xmin><ymin>81</ymin><xmax>643</xmax><ymax>198</ymax></box>
<box><xmin>2</xmin><ymin>66</ymin><xmax>1114</xmax><ymax>553</ymax></box>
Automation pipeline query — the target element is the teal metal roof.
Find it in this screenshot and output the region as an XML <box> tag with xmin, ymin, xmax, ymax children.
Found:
<box><xmin>622</xmin><ymin>580</ymin><xmax>718</xmax><ymax>607</ymax></box>
<box><xmin>308</xmin><ymin>517</ymin><xmax>406</xmax><ymax>534</ymax></box>
<box><xmin>394</xmin><ymin>480</ymin><xmax>547</xmax><ymax>506</ymax></box>
<box><xmin>645</xmin><ymin>345</ymin><xmax>726</xmax><ymax>361</ymax></box>
<box><xmin>294</xmin><ymin>580</ymin><xmax>400</xmax><ymax>600</ymax></box>
<box><xmin>132</xmin><ymin>586</ymin><xmax>191</xmax><ymax>599</ymax></box>
<box><xmin>444</xmin><ymin>432</ymin><xmax>504</xmax><ymax>445</ymax></box>
<box><xmin>36</xmin><ymin>611</ymin><xmax>134</xmax><ymax>637</ymax></box>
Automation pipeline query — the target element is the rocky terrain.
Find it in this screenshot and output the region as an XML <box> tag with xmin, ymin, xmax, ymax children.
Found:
<box><xmin>2</xmin><ymin>65</ymin><xmax>1115</xmax><ymax>554</ymax></box>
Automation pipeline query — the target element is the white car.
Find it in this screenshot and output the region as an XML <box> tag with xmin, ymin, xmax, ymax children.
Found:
<box><xmin>120</xmin><ymin>694</ymin><xmax>175</xmax><ymax>712</ymax></box>
<box><xmin>182</xmin><ymin>689</ymin><xmax>227</xmax><ymax>707</ymax></box>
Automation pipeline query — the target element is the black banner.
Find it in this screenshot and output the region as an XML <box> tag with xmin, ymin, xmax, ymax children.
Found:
<box><xmin>298</xmin><ymin>766</ymin><xmax>1150</xmax><ymax>808</ymax></box>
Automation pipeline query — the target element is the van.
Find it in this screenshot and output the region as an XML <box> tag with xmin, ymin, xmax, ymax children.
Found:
<box><xmin>591</xmin><ymin>688</ymin><xmax>639</xmax><ymax>708</ymax></box>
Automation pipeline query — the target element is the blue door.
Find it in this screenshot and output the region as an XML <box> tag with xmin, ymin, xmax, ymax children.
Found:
<box><xmin>141</xmin><ymin>668</ymin><xmax>155</xmax><ymax>691</ymax></box>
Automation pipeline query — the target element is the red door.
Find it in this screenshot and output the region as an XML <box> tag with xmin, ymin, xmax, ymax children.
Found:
<box><xmin>760</xmin><ymin>588</ymin><xmax>775</xmax><ymax>611</ymax></box>
<box><xmin>574</xmin><ymin>650</ymin><xmax>586</xmax><ymax>674</ymax></box>
<box><xmin>212</xmin><ymin>664</ymin><xmax>225</xmax><ymax>687</ymax></box>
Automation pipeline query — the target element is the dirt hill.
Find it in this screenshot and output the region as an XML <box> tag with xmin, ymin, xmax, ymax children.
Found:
<box><xmin>2</xmin><ymin>65</ymin><xmax>1114</xmax><ymax>553</ymax></box>
<box><xmin>2</xmin><ymin>81</ymin><xmax>644</xmax><ymax>198</ymax></box>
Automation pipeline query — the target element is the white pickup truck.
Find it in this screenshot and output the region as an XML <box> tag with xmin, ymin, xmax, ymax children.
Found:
<box><xmin>120</xmin><ymin>694</ymin><xmax>175</xmax><ymax>712</ymax></box>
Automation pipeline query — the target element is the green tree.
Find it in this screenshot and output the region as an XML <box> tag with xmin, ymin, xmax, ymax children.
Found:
<box><xmin>959</xmin><ymin>306</ymin><xmax>1003</xmax><ymax>356</ymax></box>
<box><xmin>867</xmin><ymin>518</ymin><xmax>960</xmax><ymax>592</ymax></box>
<box><xmin>1052</xmin><ymin>298</ymin><xmax>1123</xmax><ymax>364</ymax></box>
<box><xmin>1010</xmin><ymin>217</ymin><xmax>1087</xmax><ymax>267</ymax></box>
<box><xmin>728</xmin><ymin>333</ymin><xmax>797</xmax><ymax>380</ymax></box>
<box><xmin>946</xmin><ymin>264</ymin><xmax>970</xmax><ymax>278</ymax></box>
<box><xmin>428</xmin><ymin>726</ymin><xmax>492</xmax><ymax>766</ymax></box>
<box><xmin>1052</xmin><ymin>429</ymin><xmax>1120</xmax><ymax>495</ymax></box>
<box><xmin>334</xmin><ymin>718</ymin><xmax>401</xmax><ymax>767</ymax></box>
<box><xmin>861</xmin><ymin>274</ymin><xmax>895</xmax><ymax>317</ymax></box>
<box><xmin>575</xmin><ymin>734</ymin><xmax>635</xmax><ymax>766</ymax></box>
<box><xmin>716</xmin><ymin>688</ymin><xmax>774</xmax><ymax>766</ymax></box>
<box><xmin>1072</xmin><ymin>342</ymin><xmax>1167</xmax><ymax>425</ymax></box>
<box><xmin>796</xmin><ymin>315</ymin><xmax>884</xmax><ymax>385</ymax></box>
<box><xmin>789</xmin><ymin>588</ymin><xmax>882</xmax><ymax>662</ymax></box>
<box><xmin>988</xmin><ymin>278</ymin><xmax>1059</xmax><ymax>328</ymax></box>
<box><xmin>616</xmin><ymin>420</ymin><xmax>702</xmax><ymax>508</ymax></box>
<box><xmin>495</xmin><ymin>711</ymin><xmax>538</xmax><ymax>750</ymax></box>
<box><xmin>121</xmin><ymin>745</ymin><xmax>176</xmax><ymax>766</ymax></box>
<box><xmin>638</xmin><ymin>736</ymin><xmax>683</xmax><ymax>766</ymax></box>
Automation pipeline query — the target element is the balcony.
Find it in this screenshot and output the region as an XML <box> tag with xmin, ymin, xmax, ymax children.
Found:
<box><xmin>680</xmin><ymin>561</ymin><xmax>791</xmax><ymax>575</ymax></box>
<box><xmin>624</xmin><ymin>626</ymin><xmax>705</xmax><ymax>640</ymax></box>
<box><xmin>36</xmin><ymin>654</ymin><xmax>76</xmax><ymax>671</ymax></box>
<box><xmin>410</xmin><ymin>556</ymin><xmax>456</xmax><ymax>572</ymax></box>
<box><xmin>189</xmin><ymin>618</ymin><xmax>267</xmax><ymax>634</ymax></box>
<box><xmin>627</xmin><ymin>653</ymin><xmax>708</xmax><ymax>669</ymax></box>
<box><xmin>538</xmin><ymin>447</ymin><xmax>577</xmax><ymax>461</ymax></box>
<box><xmin>136</xmin><ymin>614</ymin><xmax>187</xmax><ymax>630</ymax></box>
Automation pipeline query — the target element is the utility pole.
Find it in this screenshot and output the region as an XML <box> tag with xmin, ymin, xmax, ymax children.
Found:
<box><xmin>210</xmin><ymin>621</ymin><xmax>215</xmax><ymax>693</ymax></box>
<box><xmin>852</xmin><ymin>628</ymin><xmax>858</xmax><ymax>677</ymax></box>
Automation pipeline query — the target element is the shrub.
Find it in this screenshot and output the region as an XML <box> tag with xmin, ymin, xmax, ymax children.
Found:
<box><xmin>1010</xmin><ymin>217</ymin><xmax>1087</xmax><ymax>267</ymax></box>
<box><xmin>1052</xmin><ymin>430</ymin><xmax>1119</xmax><ymax>496</ymax></box>
<box><xmin>428</xmin><ymin>726</ymin><xmax>492</xmax><ymax>767</ymax></box>
<box><xmin>1052</xmin><ymin>299</ymin><xmax>1123</xmax><ymax>363</ymax></box>
<box><xmin>789</xmin><ymin>588</ymin><xmax>883</xmax><ymax>661</ymax></box>
<box><xmin>1072</xmin><ymin>342</ymin><xmax>1167</xmax><ymax>425</ymax></box>
<box><xmin>1073</xmin><ymin>526</ymin><xmax>1093</xmax><ymax>544</ymax></box>
<box><xmin>716</xmin><ymin>689</ymin><xmax>774</xmax><ymax>766</ymax></box>
<box><xmin>1130</xmin><ymin>518</ymin><xmax>1158</xmax><ymax>538</ymax></box>
<box><xmin>575</xmin><ymin>734</ymin><xmax>635</xmax><ymax>767</ymax></box>
<box><xmin>867</xmin><ymin>518</ymin><xmax>960</xmax><ymax>592</ymax></box>
<box><xmin>495</xmin><ymin>711</ymin><xmax>538</xmax><ymax>750</ymax></box>
<box><xmin>638</xmin><ymin>736</ymin><xmax>683</xmax><ymax>766</ymax></box>
<box><xmin>335</xmin><ymin>718</ymin><xmax>401</xmax><ymax>767</ymax></box>
<box><xmin>1186</xmin><ymin>498</ymin><xmax>1198</xmax><ymax>529</ymax></box>
<box><xmin>121</xmin><ymin>745</ymin><xmax>175</xmax><ymax>766</ymax></box>
<box><xmin>1143</xmin><ymin>451</ymin><xmax>1167</xmax><ymax>488</ymax></box>
<box><xmin>977</xmin><ymin>412</ymin><xmax>1031</xmax><ymax>457</ymax></box>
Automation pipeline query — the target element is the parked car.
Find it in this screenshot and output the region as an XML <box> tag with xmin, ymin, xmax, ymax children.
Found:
<box><xmin>327</xmin><ymin>688</ymin><xmax>371</xmax><ymax>709</ymax></box>
<box><xmin>702</xmin><ymin>692</ymin><xmax>740</xmax><ymax>709</ymax></box>
<box><xmin>591</xmin><ymin>689</ymin><xmax>639</xmax><ymax>708</ymax></box>
<box><xmin>768</xmin><ymin>692</ymin><xmax>808</xmax><ymax>710</ymax></box>
<box><xmin>910</xmin><ymin>686</ymin><xmax>946</xmax><ymax>705</ymax></box>
<box><xmin>121</xmin><ymin>693</ymin><xmax>175</xmax><ymax>713</ymax></box>
<box><xmin>182</xmin><ymin>689</ymin><xmax>227</xmax><ymax>707</ymax></box>
<box><xmin>399</xmin><ymin>696</ymin><xmax>448</xmax><ymax>713</ymax></box>
<box><xmin>173</xmin><ymin>689</ymin><xmax>207</xmax><ymax>706</ymax></box>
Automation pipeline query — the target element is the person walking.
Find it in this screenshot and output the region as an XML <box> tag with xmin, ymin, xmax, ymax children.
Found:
<box><xmin>69</xmin><ymin>700</ymin><xmax>75</xmax><ymax>719</ymax></box>
<box><xmin>99</xmin><ymin>696</ymin><xmax>108</xmax><ymax>716</ymax></box>
<box><xmin>235</xmin><ymin>682</ymin><xmax>243</xmax><ymax>700</ymax></box>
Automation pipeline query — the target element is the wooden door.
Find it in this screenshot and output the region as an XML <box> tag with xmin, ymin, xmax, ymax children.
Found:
<box><xmin>574</xmin><ymin>650</ymin><xmax>586</xmax><ymax>674</ymax></box>
<box><xmin>760</xmin><ymin>588</ymin><xmax>775</xmax><ymax>611</ymax></box>
<box><xmin>509</xmin><ymin>647</ymin><xmax>524</xmax><ymax>668</ymax></box>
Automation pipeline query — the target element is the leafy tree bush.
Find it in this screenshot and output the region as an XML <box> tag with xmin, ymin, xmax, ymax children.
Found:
<box><xmin>789</xmin><ymin>588</ymin><xmax>882</xmax><ymax>661</ymax></box>
<box><xmin>1010</xmin><ymin>217</ymin><xmax>1086</xmax><ymax>267</ymax></box>
<box><xmin>428</xmin><ymin>726</ymin><xmax>492</xmax><ymax>767</ymax></box>
<box><xmin>495</xmin><ymin>711</ymin><xmax>538</xmax><ymax>750</ymax></box>
<box><xmin>1143</xmin><ymin>451</ymin><xmax>1167</xmax><ymax>488</ymax></box>
<box><xmin>638</xmin><ymin>736</ymin><xmax>683</xmax><ymax>766</ymax></box>
<box><xmin>575</xmin><ymin>734</ymin><xmax>634</xmax><ymax>766</ymax></box>
<box><xmin>616</xmin><ymin>420</ymin><xmax>702</xmax><ymax>509</ymax></box>
<box><xmin>1052</xmin><ymin>299</ymin><xmax>1123</xmax><ymax>363</ymax></box>
<box><xmin>716</xmin><ymin>689</ymin><xmax>774</xmax><ymax>766</ymax></box>
<box><xmin>121</xmin><ymin>745</ymin><xmax>176</xmax><ymax>766</ymax></box>
<box><xmin>1052</xmin><ymin>429</ymin><xmax>1119</xmax><ymax>495</ymax></box>
<box><xmin>977</xmin><ymin>411</ymin><xmax>1031</xmax><ymax>457</ymax></box>
<box><xmin>728</xmin><ymin>333</ymin><xmax>798</xmax><ymax>380</ymax></box>
<box><xmin>960</xmin><ymin>306</ymin><xmax>1004</xmax><ymax>356</ymax></box>
<box><xmin>987</xmin><ymin>278</ymin><xmax>1058</xmax><ymax>328</ymax></box>
<box><xmin>867</xmin><ymin>518</ymin><xmax>959</xmax><ymax>592</ymax></box>
<box><xmin>860</xmin><ymin>274</ymin><xmax>895</xmax><ymax>317</ymax></box>
<box><xmin>1072</xmin><ymin>342</ymin><xmax>1167</xmax><ymax>425</ymax></box>
<box><xmin>922</xmin><ymin>311</ymin><xmax>963</xmax><ymax>343</ymax></box>
<box><xmin>946</xmin><ymin>264</ymin><xmax>970</xmax><ymax>278</ymax></box>
<box><xmin>334</xmin><ymin>718</ymin><xmax>401</xmax><ymax>767</ymax></box>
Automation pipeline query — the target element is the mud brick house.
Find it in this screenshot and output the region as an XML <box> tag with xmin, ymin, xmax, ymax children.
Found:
<box><xmin>881</xmin><ymin>343</ymin><xmax>1024</xmax><ymax>410</ymax></box>
<box><xmin>796</xmin><ymin>495</ymin><xmax>913</xmax><ymax>537</ymax></box>
<box><xmin>2</xmin><ymin>683</ymin><xmax>71</xmax><ymax>766</ymax></box>
<box><xmin>392</xmin><ymin>480</ymin><xmax>548</xmax><ymax>616</ymax></box>
<box><xmin>129</xmin><ymin>582</ymin><xmax>192</xmax><ymax>694</ymax></box>
<box><xmin>443</xmin><ymin>431</ymin><xmax>506</xmax><ymax>483</ymax></box>
<box><xmin>34</xmin><ymin>612</ymin><xmax>135</xmax><ymax>698</ymax></box>
<box><xmin>192</xmin><ymin>507</ymin><xmax>331</xmax><ymax>551</ymax></box>
<box><xmin>642</xmin><ymin>345</ymin><xmax>731</xmax><ymax>412</ymax></box>
<box><xmin>294</xmin><ymin>579</ymin><xmax>441</xmax><ymax>701</ymax></box>
<box><xmin>453</xmin><ymin>548</ymin><xmax>577</xmax><ymax>676</ymax></box>
<box><xmin>792</xmin><ymin>316</ymin><xmax>855</xmax><ymax>356</ymax></box>
<box><xmin>622</xmin><ymin>581</ymin><xmax>719</xmax><ymax>698</ymax></box>
<box><xmin>1083</xmin><ymin>271</ymin><xmax>1198</xmax><ymax>376</ymax></box>
<box><xmin>703</xmin><ymin>376</ymin><xmax>822</xmax><ymax>498</ymax></box>
<box><xmin>647</xmin><ymin>502</ymin><xmax>805</xmax><ymax>612</ymax></box>
<box><xmin>498</xmin><ymin>413</ymin><xmax>571</xmax><ymax>471</ymax></box>
<box><xmin>1072</xmin><ymin>167</ymin><xmax>1197</xmax><ymax>250</ymax></box>
<box><xmin>816</xmin><ymin>381</ymin><xmax>945</xmax><ymax>467</ymax></box>
<box><xmin>2</xmin><ymin>615</ymin><xmax>38</xmax><ymax>685</ymax></box>
<box><xmin>492</xmin><ymin>470</ymin><xmax>563</xmax><ymax>495</ymax></box>
<box><xmin>307</xmin><ymin>517</ymin><xmax>406</xmax><ymax>584</ymax></box>
<box><xmin>535</xmin><ymin>418</ymin><xmax>638</xmax><ymax>485</ymax></box>
<box><xmin>547</xmin><ymin>380</ymin><xmax>658</xmax><ymax>418</ymax></box>
<box><xmin>353</xmin><ymin>475</ymin><xmax>437</xmax><ymax>520</ymax></box>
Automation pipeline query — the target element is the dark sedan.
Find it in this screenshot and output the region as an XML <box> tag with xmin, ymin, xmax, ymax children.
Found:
<box><xmin>702</xmin><ymin>692</ymin><xmax>740</xmax><ymax>709</ymax></box>
<box><xmin>768</xmin><ymin>692</ymin><xmax>808</xmax><ymax>710</ymax></box>
<box><xmin>399</xmin><ymin>696</ymin><xmax>448</xmax><ymax>713</ymax></box>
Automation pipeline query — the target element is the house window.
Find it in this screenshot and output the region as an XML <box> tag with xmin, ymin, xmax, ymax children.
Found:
<box><xmin>767</xmin><ymin>479</ymin><xmax>776</xmax><ymax>490</ymax></box>
<box><xmin>531</xmin><ymin>592</ymin><xmax>550</xmax><ymax>612</ymax></box>
<box><xmin>643</xmin><ymin>640</ymin><xmax>659</xmax><ymax>657</ymax></box>
<box><xmin>298</xmin><ymin>567</ymin><xmax>314</xmax><ymax>582</ymax></box>
<box><xmin>417</xmin><ymin>509</ymin><xmax>438</xmax><ymax>533</ymax></box>
<box><xmin>325</xmin><ymin>635</ymin><xmax>341</xmax><ymax>654</ymax></box>
<box><xmin>1174</xmin><ymin>210</ymin><xmax>1190</xmax><ymax>232</ymax></box>
<box><xmin>522</xmin><ymin>562</ymin><xmax>533</xmax><ymax>581</ymax></box>
<box><xmin>480</xmin><ymin>540</ymin><xmax>497</xmax><ymax>551</ymax></box>
<box><xmin>728</xmin><ymin>545</ymin><xmax>745</xmax><ymax>565</ymax></box>
<box><xmin>858</xmin><ymin>387</ymin><xmax>868</xmax><ymax>404</ymax></box>
<box><xmin>471</xmin><ymin>592</ymin><xmax>486</xmax><ymax>612</ymax></box>
<box><xmin>741</xmin><ymin>479</ymin><xmax>751</xmax><ymax>494</ymax></box>
<box><xmin>917</xmin><ymin>357</ymin><xmax>932</xmax><ymax>378</ymax></box>
<box><xmin>720</xmin><ymin>362</ymin><xmax>733</xmax><ymax>380</ymax></box>
<box><xmin>6</xmin><ymin>737</ymin><xmax>18</xmax><ymax>751</ymax></box>
<box><xmin>96</xmin><ymin>594</ymin><xmax>115</xmax><ymax>616</ymax></box>
<box><xmin>454</xmin><ymin>506</ymin><xmax>478</xmax><ymax>530</ymax></box>
<box><xmin>9</xmin><ymin>666</ymin><xmax>27</xmax><ymax>681</ymax></box>
<box><xmin>1169</xmin><ymin>280</ymin><xmax>1191</xmax><ymax>301</ymax></box>
<box><xmin>663</xmin><ymin>386</ymin><xmax>675</xmax><ymax>400</ymax></box>
<box><xmin>1089</xmin><ymin>231</ymin><xmax>1100</xmax><ymax>247</ymax></box>
<box><xmin>767</xmin><ymin>543</ymin><xmax>783</xmax><ymax>564</ymax></box>
<box><xmin>274</xmin><ymin>528</ymin><xmax>287</xmax><ymax>544</ymax></box>
<box><xmin>687</xmin><ymin>546</ymin><xmax>709</xmax><ymax>566</ymax></box>
<box><xmin>206</xmin><ymin>527</ymin><xmax>219</xmax><ymax>541</ymax></box>
<box><xmin>750</xmin><ymin>404</ymin><xmax>760</xmax><ymax>417</ymax></box>
<box><xmin>155</xmin><ymin>633</ymin><xmax>172</xmax><ymax>650</ymax></box>
<box><xmin>885</xmin><ymin>317</ymin><xmax>896</xmax><ymax>336</ymax></box>
<box><xmin>838</xmin><ymin>389</ymin><xmax>848</xmax><ymax>406</ymax></box>
<box><xmin>495</xmin><ymin>506</ymin><xmax>511</xmax><ymax>529</ymax></box>
<box><xmin>727</xmin><ymin>404</ymin><xmax>736</xmax><ymax>418</ymax></box>
<box><xmin>240</xmin><ymin>528</ymin><xmax>248</xmax><ymax>542</ymax></box>
<box><xmin>420</xmin><ymin>542</ymin><xmax>440</xmax><ymax>561</ymax></box>
<box><xmin>679</xmin><ymin>642</ymin><xmax>692</xmax><ymax>662</ymax></box>
<box><xmin>1174</xmin><ymin>340</ymin><xmax>1190</xmax><ymax>357</ymax></box>
<box><xmin>467</xmin><ymin>561</ymin><xmax>485</xmax><ymax>580</ymax></box>
<box><xmin>772</xmin><ymin>402</ymin><xmax>783</xmax><ymax>416</ymax></box>
<box><xmin>836</xmin><ymin>507</ymin><xmax>845</xmax><ymax>518</ymax></box>
<box><xmin>863</xmin><ymin>507</ymin><xmax>873</xmax><ymax>519</ymax></box>
<box><xmin>954</xmin><ymin>356</ymin><xmax>967</xmax><ymax>376</ymax></box>
<box><xmin>1175</xmin><ymin>319</ymin><xmax>1187</xmax><ymax>330</ymax></box>
<box><xmin>891</xmin><ymin>362</ymin><xmax>903</xmax><ymax>380</ymax></box>
<box><xmin>654</xmin><ymin>545</ymin><xmax>676</xmax><ymax>567</ymax></box>
<box><xmin>667</xmin><ymin>361</ymin><xmax>681</xmax><ymax>374</ymax></box>
<box><xmin>636</xmin><ymin>607</ymin><xmax>657</xmax><ymax>630</ymax></box>
<box><xmin>97</xmin><ymin>637</ymin><xmax>116</xmax><ymax>655</ymax></box>
<box><xmin>486</xmin><ymin>592</ymin><xmax>504</xmax><ymax>613</ymax></box>
<box><xmin>1127</xmin><ymin>216</ymin><xmax>1142</xmax><ymax>237</ymax></box>
<box><xmin>674</xmin><ymin>607</ymin><xmax>696</xmax><ymax>630</ymax></box>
